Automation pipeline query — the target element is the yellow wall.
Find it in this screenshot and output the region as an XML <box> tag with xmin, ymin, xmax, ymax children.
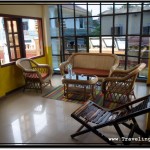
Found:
<box><xmin>0</xmin><ymin>5</ymin><xmax>52</xmax><ymax>97</ymax></box>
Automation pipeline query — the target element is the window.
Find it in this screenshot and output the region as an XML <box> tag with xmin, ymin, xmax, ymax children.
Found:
<box><xmin>49</xmin><ymin>2</ymin><xmax>150</xmax><ymax>80</ymax></box>
<box><xmin>0</xmin><ymin>16</ymin><xmax>44</xmax><ymax>65</ymax></box>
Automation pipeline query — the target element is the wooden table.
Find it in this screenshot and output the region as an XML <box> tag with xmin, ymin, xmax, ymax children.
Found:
<box><xmin>62</xmin><ymin>74</ymin><xmax>98</xmax><ymax>100</ymax></box>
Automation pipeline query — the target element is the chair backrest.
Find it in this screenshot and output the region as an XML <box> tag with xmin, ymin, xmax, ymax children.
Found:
<box><xmin>16</xmin><ymin>58</ymin><xmax>33</xmax><ymax>71</ymax></box>
<box><xmin>67</xmin><ymin>53</ymin><xmax>119</xmax><ymax>70</ymax></box>
<box><xmin>102</xmin><ymin>63</ymin><xmax>146</xmax><ymax>104</ymax></box>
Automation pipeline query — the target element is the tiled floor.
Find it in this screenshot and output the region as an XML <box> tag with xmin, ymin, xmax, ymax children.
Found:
<box><xmin>0</xmin><ymin>75</ymin><xmax>150</xmax><ymax>147</ymax></box>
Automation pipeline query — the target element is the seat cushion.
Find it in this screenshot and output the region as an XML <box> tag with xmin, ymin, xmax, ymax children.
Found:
<box><xmin>72</xmin><ymin>68</ymin><xmax>109</xmax><ymax>77</ymax></box>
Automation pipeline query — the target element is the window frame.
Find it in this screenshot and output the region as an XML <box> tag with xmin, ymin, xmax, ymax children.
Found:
<box><xmin>0</xmin><ymin>14</ymin><xmax>44</xmax><ymax>67</ymax></box>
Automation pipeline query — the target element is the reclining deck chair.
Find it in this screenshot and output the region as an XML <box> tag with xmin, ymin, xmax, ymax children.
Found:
<box><xmin>16</xmin><ymin>58</ymin><xmax>52</xmax><ymax>93</ymax></box>
<box><xmin>71</xmin><ymin>95</ymin><xmax>150</xmax><ymax>145</ymax></box>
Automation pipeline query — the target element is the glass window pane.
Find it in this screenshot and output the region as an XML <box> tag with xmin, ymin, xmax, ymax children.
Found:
<box><xmin>22</xmin><ymin>18</ymin><xmax>43</xmax><ymax>58</ymax></box>
<box><xmin>115</xmin><ymin>3</ymin><xmax>127</xmax><ymax>14</ymax></box>
<box><xmin>51</xmin><ymin>38</ymin><xmax>60</xmax><ymax>55</ymax></box>
<box><xmin>53</xmin><ymin>55</ymin><xmax>61</xmax><ymax>71</ymax></box>
<box><xmin>7</xmin><ymin>21</ymin><xmax>12</xmax><ymax>33</ymax></box>
<box><xmin>101</xmin><ymin>16</ymin><xmax>113</xmax><ymax>35</ymax></box>
<box><xmin>49</xmin><ymin>5</ymin><xmax>58</xmax><ymax>18</ymax></box>
<box><xmin>10</xmin><ymin>47</ymin><xmax>15</xmax><ymax>59</ymax></box>
<box><xmin>144</xmin><ymin>3</ymin><xmax>150</xmax><ymax>11</ymax></box>
<box><xmin>115</xmin><ymin>15</ymin><xmax>126</xmax><ymax>35</ymax></box>
<box><xmin>128</xmin><ymin>3</ymin><xmax>141</xmax><ymax>12</ymax></box>
<box><xmin>140</xmin><ymin>59</ymin><xmax>148</xmax><ymax>78</ymax></box>
<box><xmin>14</xmin><ymin>34</ymin><xmax>19</xmax><ymax>45</ymax></box>
<box><xmin>62</xmin><ymin>5</ymin><xmax>74</xmax><ymax>17</ymax></box>
<box><xmin>89</xmin><ymin>37</ymin><xmax>100</xmax><ymax>53</ymax></box>
<box><xmin>88</xmin><ymin>3</ymin><xmax>100</xmax><ymax>17</ymax></box>
<box><xmin>75</xmin><ymin>3</ymin><xmax>87</xmax><ymax>17</ymax></box>
<box><xmin>128</xmin><ymin>36</ymin><xmax>140</xmax><ymax>55</ymax></box>
<box><xmin>63</xmin><ymin>18</ymin><xmax>74</xmax><ymax>36</ymax></box>
<box><xmin>50</xmin><ymin>19</ymin><xmax>59</xmax><ymax>36</ymax></box>
<box><xmin>128</xmin><ymin>13</ymin><xmax>141</xmax><ymax>34</ymax></box>
<box><xmin>16</xmin><ymin>47</ymin><xmax>21</xmax><ymax>58</ymax></box>
<box><xmin>118</xmin><ymin>55</ymin><xmax>125</xmax><ymax>69</ymax></box>
<box><xmin>88</xmin><ymin>17</ymin><xmax>100</xmax><ymax>36</ymax></box>
<box><xmin>13</xmin><ymin>21</ymin><xmax>17</xmax><ymax>32</ymax></box>
<box><xmin>64</xmin><ymin>37</ymin><xmax>75</xmax><ymax>54</ymax></box>
<box><xmin>76</xmin><ymin>17</ymin><xmax>87</xmax><ymax>36</ymax></box>
<box><xmin>143</xmin><ymin>12</ymin><xmax>150</xmax><ymax>35</ymax></box>
<box><xmin>77</xmin><ymin>37</ymin><xmax>87</xmax><ymax>53</ymax></box>
<box><xmin>101</xmin><ymin>3</ymin><xmax>113</xmax><ymax>14</ymax></box>
<box><xmin>9</xmin><ymin>34</ymin><xmax>13</xmax><ymax>46</ymax></box>
<box><xmin>114</xmin><ymin>36</ymin><xmax>125</xmax><ymax>55</ymax></box>
<box><xmin>101</xmin><ymin>36</ymin><xmax>113</xmax><ymax>53</ymax></box>
<box><xmin>127</xmin><ymin>57</ymin><xmax>138</xmax><ymax>68</ymax></box>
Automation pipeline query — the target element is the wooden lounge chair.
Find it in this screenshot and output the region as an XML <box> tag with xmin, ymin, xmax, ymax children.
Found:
<box><xmin>71</xmin><ymin>95</ymin><xmax>150</xmax><ymax>145</ymax></box>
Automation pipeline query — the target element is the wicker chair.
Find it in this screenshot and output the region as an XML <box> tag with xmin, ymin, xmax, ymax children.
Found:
<box><xmin>101</xmin><ymin>63</ymin><xmax>146</xmax><ymax>108</ymax></box>
<box><xmin>16</xmin><ymin>58</ymin><xmax>52</xmax><ymax>92</ymax></box>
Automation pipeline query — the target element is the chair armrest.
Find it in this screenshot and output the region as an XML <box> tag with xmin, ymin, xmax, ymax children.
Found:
<box><xmin>59</xmin><ymin>61</ymin><xmax>70</xmax><ymax>75</ymax></box>
<box><xmin>101</xmin><ymin>76</ymin><xmax>132</xmax><ymax>94</ymax></box>
<box><xmin>110</xmin><ymin>69</ymin><xmax>131</xmax><ymax>77</ymax></box>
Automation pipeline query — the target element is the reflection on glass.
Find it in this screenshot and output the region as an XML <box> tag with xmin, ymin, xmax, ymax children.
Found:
<box><xmin>128</xmin><ymin>14</ymin><xmax>141</xmax><ymax>34</ymax></box>
<box><xmin>13</xmin><ymin>21</ymin><xmax>17</xmax><ymax>32</ymax></box>
<box><xmin>33</xmin><ymin>110</ymin><xmax>47</xmax><ymax>134</ymax></box>
<box><xmin>7</xmin><ymin>21</ymin><xmax>12</xmax><ymax>33</ymax></box>
<box><xmin>101</xmin><ymin>16</ymin><xmax>113</xmax><ymax>35</ymax></box>
<box><xmin>62</xmin><ymin>5</ymin><xmax>74</xmax><ymax>17</ymax></box>
<box><xmin>11</xmin><ymin>119</ymin><xmax>22</xmax><ymax>143</ymax></box>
